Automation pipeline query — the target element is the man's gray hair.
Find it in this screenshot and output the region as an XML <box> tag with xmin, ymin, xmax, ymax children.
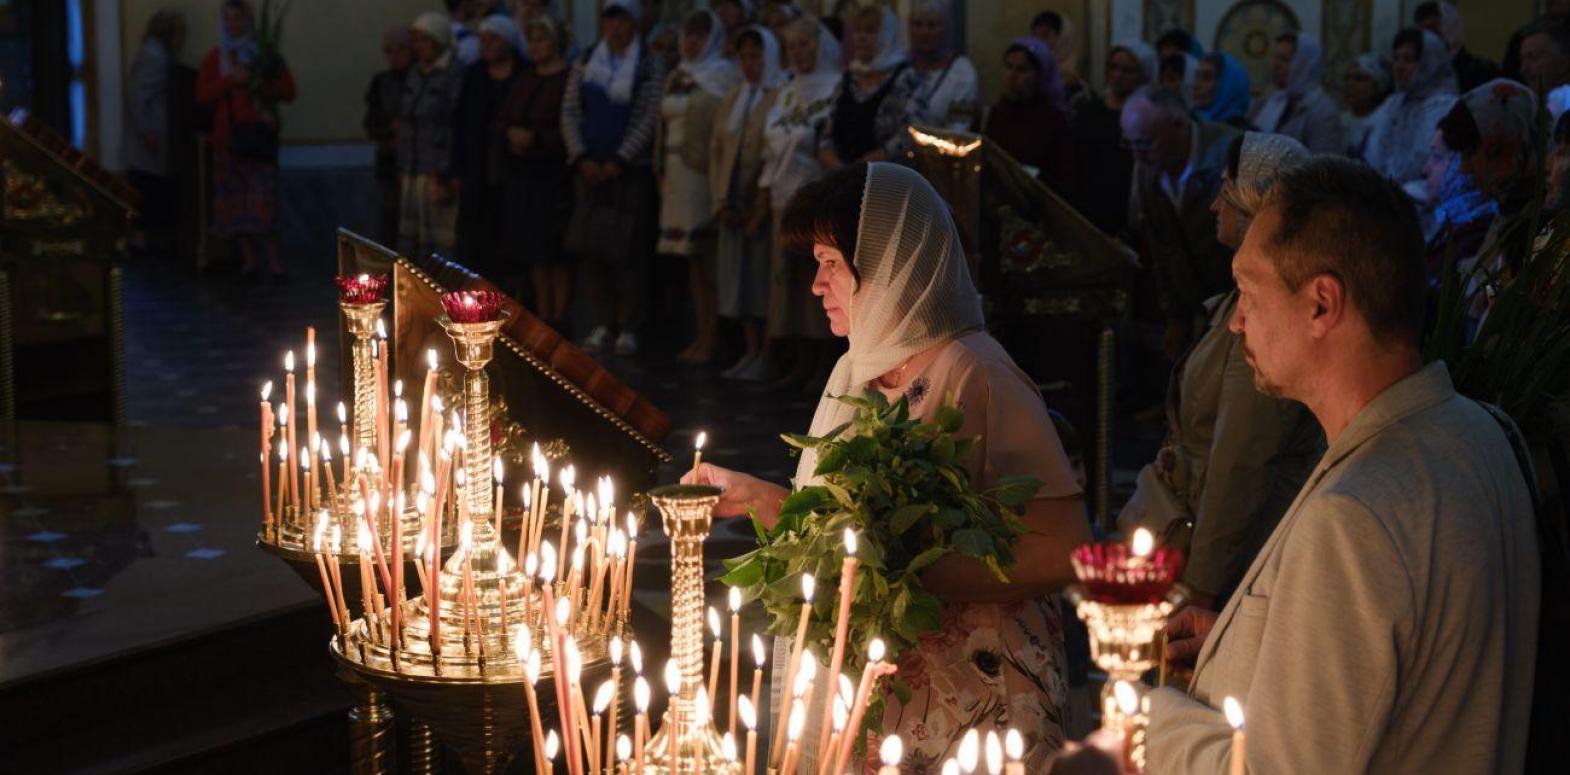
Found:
<box><xmin>1127</xmin><ymin>85</ymin><xmax>1189</xmax><ymax>119</ymax></box>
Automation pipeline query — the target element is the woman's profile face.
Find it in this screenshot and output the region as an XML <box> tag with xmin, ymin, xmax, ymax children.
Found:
<box><xmin>811</xmin><ymin>244</ymin><xmax>857</xmax><ymax>337</ymax></box>
<box><xmin>1422</xmin><ymin>128</ymin><xmax>1452</xmax><ymax>203</ymax></box>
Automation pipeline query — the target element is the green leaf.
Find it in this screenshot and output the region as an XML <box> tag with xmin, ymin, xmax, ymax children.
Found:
<box><xmin>906</xmin><ymin>546</ymin><xmax>947</xmax><ymax>573</ymax></box>
<box><xmin>933</xmin><ymin>506</ymin><xmax>967</xmax><ymax>529</ymax></box>
<box><xmin>719</xmin><ymin>557</ymin><xmax>764</xmax><ymax>587</ymax></box>
<box><xmin>952</xmin><ymin>528</ymin><xmax>994</xmax><ymax>557</ymax></box>
<box><xmin>778</xmin><ymin>488</ymin><xmax>832</xmax><ymax>516</ymax></box>
<box><xmin>887</xmin><ymin>503</ymin><xmax>932</xmax><ymax>535</ymax></box>
<box><xmin>934</xmin><ymin>403</ymin><xmax>964</xmax><ymax>433</ymax></box>
<box><xmin>991</xmin><ymin>475</ymin><xmax>1044</xmax><ymax>507</ymax></box>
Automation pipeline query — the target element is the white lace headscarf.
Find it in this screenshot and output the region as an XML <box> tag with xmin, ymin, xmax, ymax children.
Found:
<box><xmin>1220</xmin><ymin>132</ymin><xmax>1311</xmax><ymax>230</ymax></box>
<box><xmin>793</xmin><ymin>163</ymin><xmax>984</xmax><ymax>487</ymax></box>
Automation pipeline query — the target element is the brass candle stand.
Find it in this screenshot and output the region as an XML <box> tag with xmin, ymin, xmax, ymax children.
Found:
<box><xmin>643</xmin><ymin>484</ymin><xmax>738</xmax><ymax>775</ymax></box>
<box><xmin>1065</xmin><ymin>539</ymin><xmax>1186</xmax><ymax>772</ymax></box>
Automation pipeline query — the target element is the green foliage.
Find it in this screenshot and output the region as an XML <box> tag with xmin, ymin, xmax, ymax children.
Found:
<box><xmin>249</xmin><ymin>0</ymin><xmax>292</xmax><ymax>109</ymax></box>
<box><xmin>719</xmin><ymin>389</ymin><xmax>1039</xmax><ymax>734</ymax></box>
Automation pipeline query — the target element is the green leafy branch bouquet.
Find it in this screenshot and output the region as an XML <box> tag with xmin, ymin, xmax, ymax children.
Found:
<box><xmin>719</xmin><ymin>389</ymin><xmax>1041</xmax><ymax>726</ymax></box>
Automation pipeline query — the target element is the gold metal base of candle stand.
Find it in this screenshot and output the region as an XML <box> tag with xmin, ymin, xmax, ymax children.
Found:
<box><xmin>1064</xmin><ymin>586</ymin><xmax>1185</xmax><ymax>683</ymax></box>
<box><xmin>642</xmin><ymin>709</ymin><xmax>738</xmax><ymax>775</ymax></box>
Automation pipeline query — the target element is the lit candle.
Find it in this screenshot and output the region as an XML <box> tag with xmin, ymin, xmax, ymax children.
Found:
<box><xmin>605</xmin><ymin>637</ymin><xmax>624</xmax><ymax>775</ymax></box>
<box><xmin>591</xmin><ymin>680</ymin><xmax>614</xmax><ymax>775</ymax></box>
<box><xmin>556</xmin><ymin>466</ymin><xmax>576</xmax><ymax>583</ymax></box>
<box><xmin>1224</xmin><ymin>696</ymin><xmax>1246</xmax><ymax>775</ymax></box>
<box><xmin>311</xmin><ymin>515</ymin><xmax>342</xmax><ymax>632</ymax></box>
<box><xmin>493</xmin><ymin>456</ymin><xmax>505</xmax><ymax>533</ymax></box>
<box><xmin>275</xmin><ymin>438</ymin><xmax>288</xmax><ymax>521</ymax></box>
<box><xmin>1116</xmin><ymin>680</ymin><xmax>1140</xmax><ymax>773</ymax></box>
<box><xmin>284</xmin><ymin>351</ymin><xmax>298</xmax><ymax>515</ymax></box>
<box><xmin>816</xmin><ymin>528</ymin><xmax>859</xmax><ymax>770</ymax></box>
<box><xmin>943</xmin><ymin>759</ymin><xmax>959</xmax><ymax>775</ymax></box>
<box><xmin>985</xmin><ymin>730</ymin><xmax>1003</xmax><ymax>775</ymax></box>
<box><xmin>773</xmin><ymin>573</ymin><xmax>815</xmax><ymax>767</ymax></box>
<box><xmin>722</xmin><ymin>731</ymin><xmax>738</xmax><ymax>769</ymax></box>
<box><xmin>337</xmin><ymin>402</ymin><xmax>349</xmax><ymax>454</ymax></box>
<box><xmin>418</xmin><ymin>348</ymin><xmax>438</xmax><ymax>461</ymax></box>
<box><xmin>1003</xmin><ymin>729</ymin><xmax>1025</xmax><ymax>775</ymax></box>
<box><xmin>664</xmin><ymin>659</ymin><xmax>680</xmax><ymax>775</ymax></box>
<box><xmin>620</xmin><ymin>513</ymin><xmax>639</xmax><ymax>624</ymax></box>
<box><xmin>633</xmin><ymin>676</ymin><xmax>650</xmax><ymax>775</ymax></box>
<box><xmin>1132</xmin><ymin>527</ymin><xmax>1154</xmax><ymax>560</ymax></box>
<box><xmin>833</xmin><ymin>638</ymin><xmax>895</xmax><ymax>775</ymax></box>
<box><xmin>320</xmin><ymin>442</ymin><xmax>338</xmax><ymax>508</ymax></box>
<box><xmin>544</xmin><ymin>729</ymin><xmax>560</xmax><ymax>775</ymax></box>
<box><xmin>305</xmin><ymin>331</ymin><xmax>318</xmax><ymax>502</ymax></box>
<box><xmin>728</xmin><ymin>587</ymin><xmax>741</xmax><ymax>737</ymax></box>
<box><xmin>782</xmin><ymin>701</ymin><xmax>807</xmax><ymax>775</ymax></box>
<box><xmin>739</xmin><ymin>694</ymin><xmax>759</xmax><ymax>775</ymax></box>
<box><xmin>750</xmin><ymin>634</ymin><xmax>765</xmax><ymax>740</ymax></box>
<box><xmin>957</xmin><ymin>728</ymin><xmax>979</xmax><ymax>774</ymax></box>
<box><xmin>707</xmin><ymin>606</ymin><xmax>724</xmax><ymax>707</ymax></box>
<box><xmin>520</xmin><ymin>643</ymin><xmax>550</xmax><ymax>773</ymax></box>
<box><xmin>825</xmin><ymin>692</ymin><xmax>848</xmax><ymax>775</ymax></box>
<box><xmin>616</xmin><ymin>735</ymin><xmax>631</xmax><ymax>775</ymax></box>
<box><xmin>260</xmin><ymin>383</ymin><xmax>274</xmax><ymax>529</ymax></box>
<box><xmin>878</xmin><ymin>735</ymin><xmax>904</xmax><ymax>775</ymax></box>
<box><xmin>691</xmin><ymin>430</ymin><xmax>707</xmax><ymax>481</ymax></box>
<box><xmin>300</xmin><ymin>446</ymin><xmax>313</xmax><ymax>514</ymax></box>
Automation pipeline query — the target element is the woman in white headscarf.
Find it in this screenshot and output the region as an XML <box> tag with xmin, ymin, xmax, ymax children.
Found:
<box><xmin>1364</xmin><ymin>28</ymin><xmax>1458</xmax><ymax>196</ymax></box>
<box><xmin>661</xmin><ymin>8</ymin><xmax>740</xmax><ymax>364</ymax></box>
<box><xmin>759</xmin><ymin>16</ymin><xmax>842</xmax><ymax>388</ymax></box>
<box><xmin>1251</xmin><ymin>31</ymin><xmax>1346</xmax><ymax>153</ymax></box>
<box><xmin>818</xmin><ymin>4</ymin><xmax>924</xmax><ymax>169</ymax></box>
<box><xmin>1341</xmin><ymin>51</ymin><xmax>1391</xmax><ymax>159</ymax></box>
<box><xmin>1069</xmin><ymin>38</ymin><xmax>1154</xmax><ymax>233</ymax></box>
<box><xmin>906</xmin><ymin>0</ymin><xmax>980</xmax><ymax>132</ymax></box>
<box><xmin>708</xmin><ymin>25</ymin><xmax>785</xmax><ymax>380</ymax></box>
<box><xmin>689</xmin><ymin>162</ymin><xmax>1090</xmax><ymax>769</ymax></box>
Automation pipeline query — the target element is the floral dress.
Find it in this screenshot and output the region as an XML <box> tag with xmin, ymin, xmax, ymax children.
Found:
<box><xmin>873</xmin><ymin>332</ymin><xmax>1081</xmax><ymax>773</ymax></box>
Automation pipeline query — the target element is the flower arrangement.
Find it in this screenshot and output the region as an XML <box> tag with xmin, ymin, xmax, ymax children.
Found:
<box><xmin>720</xmin><ymin>390</ymin><xmax>1041</xmax><ymax>726</ymax></box>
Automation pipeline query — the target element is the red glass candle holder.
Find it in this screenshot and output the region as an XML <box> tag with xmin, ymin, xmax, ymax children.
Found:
<box><xmin>440</xmin><ymin>290</ymin><xmax>506</xmax><ymax>324</ymax></box>
<box><xmin>1070</xmin><ymin>542</ymin><xmax>1186</xmax><ymax>605</ymax></box>
<box><xmin>336</xmin><ymin>273</ymin><xmax>390</xmax><ymax>304</ymax></box>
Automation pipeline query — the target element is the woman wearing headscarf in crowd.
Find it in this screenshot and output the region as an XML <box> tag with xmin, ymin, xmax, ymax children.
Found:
<box><xmin>1252</xmin><ymin>32</ymin><xmax>1344</xmax><ymax>153</ymax></box>
<box><xmin>1191</xmin><ymin>51</ymin><xmax>1251</xmax><ymax>129</ymax></box>
<box><xmin>709</xmin><ymin>26</ymin><xmax>785</xmax><ymax>381</ymax></box>
<box><xmin>453</xmin><ymin>15</ymin><xmax>524</xmax><ymax>278</ymax></box>
<box><xmin>1341</xmin><ymin>52</ymin><xmax>1391</xmax><ymax>159</ymax></box>
<box><xmin>1069</xmin><ymin>39</ymin><xmax>1153</xmax><ymax>235</ymax></box>
<box><xmin>1364</xmin><ymin>28</ymin><xmax>1458</xmax><ymax>199</ymax></box>
<box><xmin>688</xmin><ymin>163</ymin><xmax>1091</xmax><ymax>771</ymax></box>
<box><xmin>1419</xmin><ymin>105</ymin><xmax>1498</xmax><ymax>283</ymax></box>
<box><xmin>195</xmin><ymin>0</ymin><xmax>296</xmax><ymax>279</ymax></box>
<box><xmin>125</xmin><ymin>9</ymin><xmax>185</xmax><ymax>255</ymax></box>
<box><xmin>1159</xmin><ymin>51</ymin><xmax>1199</xmax><ymax>106</ymax></box>
<box><xmin>1052</xmin><ymin>13</ymin><xmax>1089</xmax><ymax>108</ymax></box>
<box><xmin>906</xmin><ymin>0</ymin><xmax>980</xmax><ymax>132</ymax></box>
<box><xmin>763</xmin><ymin>0</ymin><xmax>803</xmax><ymax>69</ymax></box>
<box><xmin>562</xmin><ymin>0</ymin><xmax>666</xmax><ymax>356</ymax></box>
<box><xmin>760</xmin><ymin>16</ymin><xmax>841</xmax><ymax>390</ymax></box>
<box><xmin>646</xmin><ymin>20</ymin><xmax>680</xmax><ymax>74</ymax></box>
<box><xmin>659</xmin><ymin>9</ymin><xmax>739</xmax><ymax>365</ymax></box>
<box><xmin>396</xmin><ymin>11</ymin><xmax>461</xmax><ymax>259</ymax></box>
<box><xmin>1156</xmin><ymin>27</ymin><xmax>1204</xmax><ymax>61</ymax></box>
<box><xmin>817</xmin><ymin>5</ymin><xmax>923</xmax><ymax>170</ymax></box>
<box><xmin>498</xmin><ymin>13</ymin><xmax>573</xmax><ymax>330</ymax></box>
<box><xmin>711</xmin><ymin>0</ymin><xmax>755</xmax><ymax>55</ymax></box>
<box><xmin>1418</xmin><ymin>0</ymin><xmax>1499</xmax><ymax>92</ymax></box>
<box><xmin>1118</xmin><ymin>131</ymin><xmax>1321</xmax><ymax>611</ymax></box>
<box><xmin>983</xmin><ymin>36</ymin><xmax>1076</xmax><ymax>195</ymax></box>
<box><xmin>364</xmin><ymin>26</ymin><xmax>411</xmax><ymax>246</ymax></box>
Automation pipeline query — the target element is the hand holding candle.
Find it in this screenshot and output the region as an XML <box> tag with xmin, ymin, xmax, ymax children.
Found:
<box><xmin>691</xmin><ymin>431</ymin><xmax>706</xmax><ymax>481</ymax></box>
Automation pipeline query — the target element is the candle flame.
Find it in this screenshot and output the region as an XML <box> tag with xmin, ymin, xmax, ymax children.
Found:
<box><xmin>1004</xmin><ymin>729</ymin><xmax>1023</xmax><ymax>760</ymax></box>
<box><xmin>1224</xmin><ymin>696</ymin><xmax>1245</xmax><ymax>729</ymax></box>
<box><xmin>943</xmin><ymin>761</ymin><xmax>959</xmax><ymax>775</ymax></box>
<box><xmin>752</xmin><ymin>634</ymin><xmax>766</xmax><ymax>666</ymax></box>
<box><xmin>300</xmin><ymin>446</ymin><xmax>311</xmax><ymax>468</ymax></box>
<box><xmin>831</xmin><ymin>693</ymin><xmax>848</xmax><ymax>731</ymax></box>
<box><xmin>278</xmin><ymin>403</ymin><xmax>289</xmax><ymax>424</ymax></box>
<box><xmin>458</xmin><ymin>519</ymin><xmax>473</xmax><ymax>553</ymax></box>
<box><xmin>802</xmin><ymin>573</ymin><xmax>816</xmax><ymax>601</ymax></box>
<box><xmin>787</xmin><ymin>702</ymin><xmax>806</xmax><ymax>741</ymax></box>
<box><xmin>869</xmin><ymin>637</ymin><xmax>886</xmax><ymax>663</ymax></box>
<box><xmin>721</xmin><ymin>732</ymin><xmax>737</xmax><ymax>762</ymax></box>
<box><xmin>560</xmin><ymin>464</ymin><xmax>576</xmax><ymax>491</ymax></box>
<box><xmin>357</xmin><ymin>523</ymin><xmax>373</xmax><ymax>554</ymax></box>
<box><xmin>415</xmin><ymin>530</ymin><xmax>427</xmax><ymax>557</ymax></box>
<box><xmin>555</xmin><ymin>596</ymin><xmax>570</xmax><ymax>626</ymax></box>
<box><xmin>395</xmin><ymin>400</ymin><xmax>407</xmax><ymax>423</ymax></box>
<box><xmin>838</xmin><ymin>674</ymin><xmax>854</xmax><ymax>705</ymax></box>
<box><xmin>1132</xmin><ymin>527</ymin><xmax>1154</xmax><ymax>558</ymax></box>
<box><xmin>261</xmin><ymin>381</ymin><xmax>273</xmax><ymax>401</ymax></box>
<box><xmin>605</xmin><ymin>635</ymin><xmax>621</xmax><ymax>666</ymax></box>
<box><xmin>695</xmin><ymin>431</ymin><xmax>707</xmax><ymax>451</ymax></box>
<box><xmin>525</xmin><ymin>648</ymin><xmax>541</xmax><ymax>683</ymax></box>
<box><xmin>664</xmin><ymin>659</ymin><xmax>681</xmax><ymax>693</ymax></box>
<box><xmin>593</xmin><ymin>680</ymin><xmax>615</xmax><ymax>714</ymax></box>
<box><xmin>427</xmin><ymin>348</ymin><xmax>438</xmax><ymax>371</ymax></box>
<box><xmin>738</xmin><ymin>694</ymin><xmax>756</xmax><ymax>729</ymax></box>
<box><xmin>630</xmin><ymin>640</ymin><xmax>643</xmax><ymax>674</ymax></box>
<box><xmin>708</xmin><ymin>606</ymin><xmax>722</xmax><ymax>638</ymax></box>
<box><xmin>694</xmin><ymin>687</ymin><xmax>711</xmax><ymax>725</ymax></box>
<box><xmin>881</xmin><ymin>735</ymin><xmax>904</xmax><ymax>766</ymax></box>
<box><xmin>337</xmin><ymin>402</ymin><xmax>347</xmax><ymax>424</ymax></box>
<box><xmin>634</xmin><ymin>676</ymin><xmax>650</xmax><ymax>711</ymax></box>
<box><xmin>957</xmin><ymin>728</ymin><xmax>980</xmax><ymax>771</ymax></box>
<box><xmin>307</xmin><ymin>341</ymin><xmax>316</xmax><ymax>367</ymax></box>
<box><xmin>626</xmin><ymin>512</ymin><xmax>639</xmax><ymax>539</ymax></box>
<box><xmin>524</xmin><ymin>552</ymin><xmax>538</xmax><ymax>576</ymax></box>
<box><xmin>1115</xmin><ymin>680</ymin><xmax>1139</xmax><ymax>715</ymax></box>
<box><xmin>985</xmin><ymin>731</ymin><xmax>1003</xmax><ymax>775</ymax></box>
<box><xmin>617</xmin><ymin>735</ymin><xmax>632</xmax><ymax>762</ymax></box>
<box><xmin>493</xmin><ymin>456</ymin><xmax>503</xmax><ymax>482</ymax></box>
<box><xmin>284</xmin><ymin>351</ymin><xmax>294</xmax><ymax>372</ymax></box>
<box><xmin>396</xmin><ymin>429</ymin><xmax>411</xmax><ymax>452</ymax></box>
<box><xmin>394</xmin><ymin>379</ymin><xmax>402</xmax><ymax>399</ymax></box>
<box><xmin>544</xmin><ymin>730</ymin><xmax>559</xmax><ymax>760</ymax></box>
<box><xmin>566</xmin><ymin>637</ymin><xmax>582</xmax><ymax>682</ymax></box>
<box><xmin>375</xmin><ymin>319</ymin><xmax>387</xmax><ymax>339</ymax></box>
<box><xmin>340</xmin><ymin>435</ymin><xmax>350</xmax><ymax>456</ymax></box>
<box><xmin>844</xmin><ymin>527</ymin><xmax>858</xmax><ymax>556</ymax></box>
<box><xmin>312</xmin><ymin>513</ymin><xmax>328</xmax><ymax>552</ymax></box>
<box><xmin>729</xmin><ymin>586</ymin><xmax>742</xmax><ymax>612</ymax></box>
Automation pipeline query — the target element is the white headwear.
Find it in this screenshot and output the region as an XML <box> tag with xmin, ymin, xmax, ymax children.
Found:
<box><xmin>478</xmin><ymin>14</ymin><xmax>523</xmax><ymax>57</ymax></box>
<box><xmin>780</xmin><ymin>19</ymin><xmax>841</xmax><ymax>104</ymax></box>
<box><xmin>1401</xmin><ymin>29</ymin><xmax>1458</xmax><ymax>100</ymax></box>
<box><xmin>679</xmin><ymin>9</ymin><xmax>740</xmax><ymax>97</ymax></box>
<box><xmin>1283</xmin><ymin>32</ymin><xmax>1325</xmax><ymax>98</ymax></box>
<box><xmin>411</xmin><ymin>11</ymin><xmax>454</xmax><ymax>51</ymax></box>
<box><xmin>604</xmin><ymin>0</ymin><xmax>641</xmax><ymax>23</ymax></box>
<box><xmin>583</xmin><ymin>35</ymin><xmax>643</xmax><ymax>104</ymax></box>
<box><xmin>849</xmin><ymin>6</ymin><xmax>906</xmax><ymax>75</ymax></box>
<box><xmin>727</xmin><ymin>26</ymin><xmax>784</xmax><ymax>132</ymax></box>
<box><xmin>1111</xmin><ymin>38</ymin><xmax>1157</xmax><ymax>84</ymax></box>
<box><xmin>795</xmin><ymin>163</ymin><xmax>984</xmax><ymax>486</ymax></box>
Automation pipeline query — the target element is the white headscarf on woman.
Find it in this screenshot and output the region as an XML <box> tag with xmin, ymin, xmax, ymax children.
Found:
<box><xmin>1252</xmin><ymin>33</ymin><xmax>1325</xmax><ymax>132</ymax></box>
<box><xmin>727</xmin><ymin>26</ymin><xmax>784</xmax><ymax>132</ymax></box>
<box><xmin>680</xmin><ymin>9</ymin><xmax>740</xmax><ymax>97</ymax></box>
<box><xmin>849</xmin><ymin>6</ymin><xmax>907</xmax><ymax>75</ymax></box>
<box><xmin>1111</xmin><ymin>38</ymin><xmax>1158</xmax><ymax>84</ymax></box>
<box><xmin>795</xmin><ymin>163</ymin><xmax>984</xmax><ymax>486</ymax></box>
<box><xmin>1402</xmin><ymin>29</ymin><xmax>1459</xmax><ymax>100</ymax></box>
<box><xmin>785</xmin><ymin>18</ymin><xmax>841</xmax><ymax>102</ymax></box>
<box><xmin>478</xmin><ymin>14</ymin><xmax>524</xmax><ymax>57</ymax></box>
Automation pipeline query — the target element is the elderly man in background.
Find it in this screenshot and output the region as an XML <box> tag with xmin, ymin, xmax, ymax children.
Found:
<box><xmin>1121</xmin><ymin>86</ymin><xmax>1240</xmax><ymax>361</ymax></box>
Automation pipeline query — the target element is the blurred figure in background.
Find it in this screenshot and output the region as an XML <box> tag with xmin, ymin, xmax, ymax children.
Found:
<box><xmin>658</xmin><ymin>9</ymin><xmax>738</xmax><ymax>365</ymax></box>
<box><xmin>709</xmin><ymin>26</ymin><xmax>784</xmax><ymax>381</ymax></box>
<box><xmin>563</xmin><ymin>0</ymin><xmax>665</xmax><ymax>356</ymax></box>
<box><xmin>453</xmin><ymin>15</ymin><xmax>525</xmax><ymax>278</ymax></box>
<box><xmin>906</xmin><ymin>0</ymin><xmax>980</xmax><ymax>131</ymax></box>
<box><xmin>1341</xmin><ymin>52</ymin><xmax>1390</xmax><ymax>159</ymax></box>
<box><xmin>818</xmin><ymin>5</ymin><xmax>920</xmax><ymax>169</ymax></box>
<box><xmin>448</xmin><ymin>0</ymin><xmax>481</xmax><ymax>67</ymax></box>
<box><xmin>1070</xmin><ymin>39</ymin><xmax>1153</xmax><ymax>235</ymax></box>
<box><xmin>125</xmin><ymin>9</ymin><xmax>186</xmax><ymax>256</ymax></box>
<box><xmin>397</xmin><ymin>11</ymin><xmax>461</xmax><ymax>260</ymax></box>
<box><xmin>1252</xmin><ymin>32</ymin><xmax>1344</xmax><ymax>153</ymax></box>
<box><xmin>196</xmin><ymin>0</ymin><xmax>296</xmax><ymax>279</ymax></box>
<box><xmin>711</xmin><ymin>0</ymin><xmax>755</xmax><ymax>55</ymax></box>
<box><xmin>1192</xmin><ymin>51</ymin><xmax>1251</xmax><ymax>129</ymax></box>
<box><xmin>1365</xmin><ymin>28</ymin><xmax>1458</xmax><ymax>200</ymax></box>
<box><xmin>499</xmin><ymin>13</ymin><xmax>573</xmax><ymax>330</ymax></box>
<box><xmin>364</xmin><ymin>26</ymin><xmax>411</xmax><ymax>247</ymax></box>
<box><xmin>1031</xmin><ymin>10</ymin><xmax>1087</xmax><ymax>106</ymax></box>
<box><xmin>1415</xmin><ymin>1</ymin><xmax>1498</xmax><ymax>92</ymax></box>
<box><xmin>983</xmin><ymin>36</ymin><xmax>1075</xmax><ymax>195</ymax></box>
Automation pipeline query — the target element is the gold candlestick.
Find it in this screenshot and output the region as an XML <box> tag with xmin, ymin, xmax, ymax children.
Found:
<box><xmin>341</xmin><ymin>300</ymin><xmax>387</xmax><ymax>465</ymax></box>
<box><xmin>642</xmin><ymin>484</ymin><xmax>738</xmax><ymax>775</ymax></box>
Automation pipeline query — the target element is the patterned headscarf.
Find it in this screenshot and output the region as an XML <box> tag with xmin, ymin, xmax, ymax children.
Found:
<box><xmin>1461</xmin><ymin>78</ymin><xmax>1539</xmax><ymax>162</ymax></box>
<box><xmin>1006</xmin><ymin>36</ymin><xmax>1067</xmax><ymax>113</ymax></box>
<box><xmin>1221</xmin><ymin>132</ymin><xmax>1311</xmax><ymax>226</ymax></box>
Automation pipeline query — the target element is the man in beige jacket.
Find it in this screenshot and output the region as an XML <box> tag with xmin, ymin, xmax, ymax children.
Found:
<box><xmin>1060</xmin><ymin>157</ymin><xmax>1540</xmax><ymax>773</ymax></box>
